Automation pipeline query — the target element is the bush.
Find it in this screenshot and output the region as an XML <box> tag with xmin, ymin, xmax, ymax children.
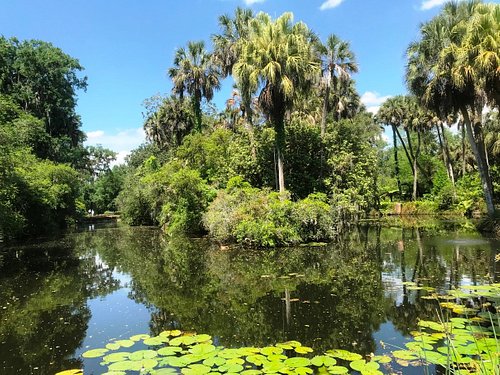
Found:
<box><xmin>118</xmin><ymin>159</ymin><xmax>215</xmax><ymax>234</ymax></box>
<box><xmin>203</xmin><ymin>178</ymin><xmax>337</xmax><ymax>247</ymax></box>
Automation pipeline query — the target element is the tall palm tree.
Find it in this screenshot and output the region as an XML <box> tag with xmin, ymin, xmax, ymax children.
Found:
<box><xmin>212</xmin><ymin>8</ymin><xmax>254</xmax><ymax>124</ymax></box>
<box><xmin>406</xmin><ymin>0</ymin><xmax>499</xmax><ymax>216</ymax></box>
<box><xmin>168</xmin><ymin>41</ymin><xmax>220</xmax><ymax>131</ymax></box>
<box><xmin>318</xmin><ymin>34</ymin><xmax>358</xmax><ymax>136</ymax></box>
<box><xmin>233</xmin><ymin>12</ymin><xmax>320</xmax><ymax>193</ymax></box>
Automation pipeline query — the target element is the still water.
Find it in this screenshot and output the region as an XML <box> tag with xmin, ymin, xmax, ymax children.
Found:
<box><xmin>0</xmin><ymin>221</ymin><xmax>498</xmax><ymax>374</ymax></box>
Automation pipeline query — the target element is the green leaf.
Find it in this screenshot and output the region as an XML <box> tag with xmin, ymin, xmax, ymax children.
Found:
<box><xmin>82</xmin><ymin>348</ymin><xmax>109</xmax><ymax>358</ymax></box>
<box><xmin>326</xmin><ymin>366</ymin><xmax>348</xmax><ymax>374</ymax></box>
<box><xmin>294</xmin><ymin>346</ymin><xmax>313</xmax><ymax>354</ymax></box>
<box><xmin>311</xmin><ymin>355</ymin><xmax>336</xmax><ymax>367</ymax></box>
<box><xmin>284</xmin><ymin>357</ymin><xmax>311</xmax><ymax>368</ymax></box>
<box><xmin>128</xmin><ymin>350</ymin><xmax>157</xmax><ymax>361</ymax></box>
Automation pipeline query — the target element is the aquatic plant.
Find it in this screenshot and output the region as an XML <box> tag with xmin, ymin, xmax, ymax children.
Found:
<box><xmin>58</xmin><ymin>283</ymin><xmax>499</xmax><ymax>375</ymax></box>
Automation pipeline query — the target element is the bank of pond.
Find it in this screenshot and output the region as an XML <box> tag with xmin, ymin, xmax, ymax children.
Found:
<box><xmin>0</xmin><ymin>220</ymin><xmax>498</xmax><ymax>374</ymax></box>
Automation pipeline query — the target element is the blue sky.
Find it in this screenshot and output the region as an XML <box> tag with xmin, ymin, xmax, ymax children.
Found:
<box><xmin>1</xmin><ymin>0</ymin><xmax>492</xmax><ymax>162</ymax></box>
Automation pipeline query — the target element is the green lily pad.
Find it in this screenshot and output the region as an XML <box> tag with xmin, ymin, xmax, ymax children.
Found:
<box><xmin>144</xmin><ymin>336</ymin><xmax>168</xmax><ymax>346</ymax></box>
<box><xmin>190</xmin><ymin>344</ymin><xmax>217</xmax><ymax>356</ymax></box>
<box><xmin>311</xmin><ymin>356</ymin><xmax>336</xmax><ymax>367</ymax></box>
<box><xmin>130</xmin><ymin>334</ymin><xmax>150</xmax><ymax>341</ymax></box>
<box><xmin>218</xmin><ymin>363</ymin><xmax>244</xmax><ymax>373</ymax></box>
<box><xmin>392</xmin><ymin>350</ymin><xmax>420</xmax><ymax>360</ymax></box>
<box><xmin>182</xmin><ymin>364</ymin><xmax>212</xmax><ymax>375</ymax></box>
<box><xmin>371</xmin><ymin>355</ymin><xmax>391</xmax><ymax>364</ymax></box>
<box><xmin>294</xmin><ymin>346</ymin><xmax>313</xmax><ymax>354</ymax></box>
<box><xmin>246</xmin><ymin>354</ymin><xmax>267</xmax><ymax>366</ymax></box>
<box><xmin>108</xmin><ymin>360</ymin><xmax>142</xmax><ymax>372</ymax></box>
<box><xmin>82</xmin><ymin>348</ymin><xmax>109</xmax><ymax>358</ymax></box>
<box><xmin>115</xmin><ymin>340</ymin><xmax>135</xmax><ymax>348</ymax></box>
<box><xmin>102</xmin><ymin>352</ymin><xmax>131</xmax><ymax>363</ymax></box>
<box><xmin>326</xmin><ymin>349</ymin><xmax>362</xmax><ymax>361</ymax></box>
<box><xmin>261</xmin><ymin>347</ymin><xmax>283</xmax><ymax>356</ymax></box>
<box><xmin>106</xmin><ymin>343</ymin><xmax>121</xmax><ymax>351</ymax></box>
<box><xmin>284</xmin><ymin>357</ymin><xmax>311</xmax><ymax>368</ymax></box>
<box><xmin>326</xmin><ymin>366</ymin><xmax>348</xmax><ymax>374</ymax></box>
<box><xmin>294</xmin><ymin>367</ymin><xmax>313</xmax><ymax>375</ymax></box>
<box><xmin>194</xmin><ymin>334</ymin><xmax>212</xmax><ymax>343</ymax></box>
<box><xmin>349</xmin><ymin>360</ymin><xmax>379</xmax><ymax>372</ymax></box>
<box><xmin>158</xmin><ymin>346</ymin><xmax>183</xmax><ymax>356</ymax></box>
<box><xmin>129</xmin><ymin>350</ymin><xmax>157</xmax><ymax>361</ymax></box>
<box><xmin>204</xmin><ymin>357</ymin><xmax>227</xmax><ymax>367</ymax></box>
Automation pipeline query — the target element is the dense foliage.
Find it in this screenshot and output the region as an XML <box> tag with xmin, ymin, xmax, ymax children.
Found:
<box><xmin>115</xmin><ymin>3</ymin><xmax>500</xmax><ymax>245</ymax></box>
<box><xmin>2</xmin><ymin>1</ymin><xmax>499</xmax><ymax>242</ymax></box>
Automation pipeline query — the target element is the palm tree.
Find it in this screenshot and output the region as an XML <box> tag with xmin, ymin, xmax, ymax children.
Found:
<box><xmin>233</xmin><ymin>12</ymin><xmax>320</xmax><ymax>193</ymax></box>
<box><xmin>143</xmin><ymin>96</ymin><xmax>195</xmax><ymax>150</ymax></box>
<box><xmin>168</xmin><ymin>41</ymin><xmax>220</xmax><ymax>131</ymax></box>
<box><xmin>318</xmin><ymin>34</ymin><xmax>358</xmax><ymax>137</ymax></box>
<box><xmin>406</xmin><ymin>0</ymin><xmax>499</xmax><ymax>216</ymax></box>
<box><xmin>212</xmin><ymin>8</ymin><xmax>254</xmax><ymax>124</ymax></box>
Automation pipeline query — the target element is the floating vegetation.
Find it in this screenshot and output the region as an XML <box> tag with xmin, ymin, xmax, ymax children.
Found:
<box><xmin>385</xmin><ymin>283</ymin><xmax>500</xmax><ymax>375</ymax></box>
<box><xmin>70</xmin><ymin>284</ymin><xmax>499</xmax><ymax>375</ymax></box>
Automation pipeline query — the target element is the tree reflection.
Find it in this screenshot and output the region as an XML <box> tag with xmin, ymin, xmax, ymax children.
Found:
<box><xmin>0</xmin><ymin>233</ymin><xmax>120</xmax><ymax>374</ymax></box>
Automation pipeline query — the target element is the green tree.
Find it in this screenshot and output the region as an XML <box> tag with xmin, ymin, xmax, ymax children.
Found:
<box><xmin>168</xmin><ymin>41</ymin><xmax>220</xmax><ymax>131</ymax></box>
<box><xmin>143</xmin><ymin>95</ymin><xmax>195</xmax><ymax>150</ymax></box>
<box><xmin>406</xmin><ymin>0</ymin><xmax>499</xmax><ymax>216</ymax></box>
<box><xmin>212</xmin><ymin>7</ymin><xmax>255</xmax><ymax>124</ymax></box>
<box><xmin>318</xmin><ymin>34</ymin><xmax>358</xmax><ymax>136</ymax></box>
<box><xmin>0</xmin><ymin>37</ymin><xmax>87</xmax><ymax>163</ymax></box>
<box><xmin>233</xmin><ymin>12</ymin><xmax>320</xmax><ymax>193</ymax></box>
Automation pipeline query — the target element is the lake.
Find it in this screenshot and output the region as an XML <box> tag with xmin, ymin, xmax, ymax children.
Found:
<box><xmin>0</xmin><ymin>220</ymin><xmax>498</xmax><ymax>374</ymax></box>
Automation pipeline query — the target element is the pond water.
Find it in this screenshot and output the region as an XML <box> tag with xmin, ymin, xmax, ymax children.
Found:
<box><xmin>0</xmin><ymin>221</ymin><xmax>498</xmax><ymax>374</ymax></box>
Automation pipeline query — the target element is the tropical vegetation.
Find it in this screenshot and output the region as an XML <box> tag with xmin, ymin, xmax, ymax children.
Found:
<box><xmin>1</xmin><ymin>1</ymin><xmax>499</xmax><ymax>244</ymax></box>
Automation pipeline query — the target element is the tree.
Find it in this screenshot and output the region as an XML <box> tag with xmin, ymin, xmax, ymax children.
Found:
<box><xmin>233</xmin><ymin>12</ymin><xmax>320</xmax><ymax>193</ymax></box>
<box><xmin>212</xmin><ymin>7</ymin><xmax>254</xmax><ymax>124</ymax></box>
<box><xmin>406</xmin><ymin>0</ymin><xmax>499</xmax><ymax>216</ymax></box>
<box><xmin>0</xmin><ymin>37</ymin><xmax>87</xmax><ymax>163</ymax></box>
<box><xmin>143</xmin><ymin>95</ymin><xmax>195</xmax><ymax>150</ymax></box>
<box><xmin>168</xmin><ymin>41</ymin><xmax>220</xmax><ymax>131</ymax></box>
<box><xmin>318</xmin><ymin>34</ymin><xmax>358</xmax><ymax>136</ymax></box>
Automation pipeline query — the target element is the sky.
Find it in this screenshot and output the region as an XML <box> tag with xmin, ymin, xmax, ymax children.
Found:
<box><xmin>1</xmin><ymin>0</ymin><xmax>494</xmax><ymax>163</ymax></box>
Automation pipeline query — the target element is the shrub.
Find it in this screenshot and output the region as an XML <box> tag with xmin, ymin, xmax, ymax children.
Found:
<box><xmin>203</xmin><ymin>178</ymin><xmax>337</xmax><ymax>247</ymax></box>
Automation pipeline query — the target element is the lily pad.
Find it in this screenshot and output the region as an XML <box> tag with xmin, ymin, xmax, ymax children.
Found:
<box><xmin>182</xmin><ymin>364</ymin><xmax>212</xmax><ymax>375</ymax></box>
<box><xmin>311</xmin><ymin>356</ymin><xmax>337</xmax><ymax>367</ymax></box>
<box><xmin>158</xmin><ymin>346</ymin><xmax>183</xmax><ymax>356</ymax></box>
<box><xmin>82</xmin><ymin>348</ymin><xmax>109</xmax><ymax>358</ymax></box>
<box><xmin>115</xmin><ymin>340</ymin><xmax>135</xmax><ymax>348</ymax></box>
<box><xmin>294</xmin><ymin>346</ymin><xmax>313</xmax><ymax>354</ymax></box>
<box><xmin>129</xmin><ymin>350</ymin><xmax>157</xmax><ymax>361</ymax></box>
<box><xmin>284</xmin><ymin>357</ymin><xmax>311</xmax><ymax>368</ymax></box>
<box><xmin>55</xmin><ymin>370</ymin><xmax>83</xmax><ymax>375</ymax></box>
<box><xmin>326</xmin><ymin>366</ymin><xmax>348</xmax><ymax>374</ymax></box>
<box><xmin>130</xmin><ymin>334</ymin><xmax>150</xmax><ymax>341</ymax></box>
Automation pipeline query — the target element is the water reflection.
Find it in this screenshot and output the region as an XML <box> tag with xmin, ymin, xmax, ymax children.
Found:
<box><xmin>0</xmin><ymin>221</ymin><xmax>498</xmax><ymax>374</ymax></box>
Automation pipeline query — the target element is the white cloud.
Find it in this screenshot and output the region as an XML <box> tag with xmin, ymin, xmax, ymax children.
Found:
<box><xmin>243</xmin><ymin>0</ymin><xmax>265</xmax><ymax>5</ymax></box>
<box><xmin>420</xmin><ymin>0</ymin><xmax>447</xmax><ymax>10</ymax></box>
<box><xmin>319</xmin><ymin>0</ymin><xmax>344</xmax><ymax>10</ymax></box>
<box><xmin>86</xmin><ymin>130</ymin><xmax>105</xmax><ymax>139</ymax></box>
<box><xmin>84</xmin><ymin>127</ymin><xmax>145</xmax><ymax>165</ymax></box>
<box><xmin>360</xmin><ymin>91</ymin><xmax>392</xmax><ymax>114</ymax></box>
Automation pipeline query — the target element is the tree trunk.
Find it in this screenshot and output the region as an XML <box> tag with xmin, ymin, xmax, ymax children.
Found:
<box><xmin>321</xmin><ymin>83</ymin><xmax>330</xmax><ymax>137</ymax></box>
<box><xmin>461</xmin><ymin>121</ymin><xmax>466</xmax><ymax>177</ymax></box>
<box><xmin>392</xmin><ymin>125</ymin><xmax>402</xmax><ymax>199</ymax></box>
<box><xmin>440</xmin><ymin>123</ymin><xmax>456</xmax><ymax>190</ymax></box>
<box><xmin>275</xmin><ymin>118</ymin><xmax>286</xmax><ymax>193</ymax></box>
<box><xmin>394</xmin><ymin>126</ymin><xmax>415</xmax><ymax>175</ymax></box>
<box><xmin>461</xmin><ymin>106</ymin><xmax>495</xmax><ymax>217</ymax></box>
<box><xmin>412</xmin><ymin>131</ymin><xmax>421</xmax><ymax>201</ymax></box>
